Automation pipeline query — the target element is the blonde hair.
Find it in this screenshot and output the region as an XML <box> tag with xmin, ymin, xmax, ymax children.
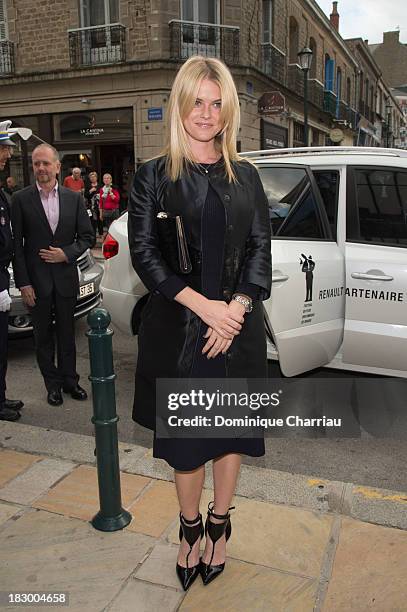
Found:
<box><xmin>162</xmin><ymin>55</ymin><xmax>243</xmax><ymax>183</ymax></box>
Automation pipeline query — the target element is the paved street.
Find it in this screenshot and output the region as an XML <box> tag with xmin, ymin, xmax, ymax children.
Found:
<box><xmin>1</xmin><ymin>440</ymin><xmax>406</xmax><ymax>612</ymax></box>
<box><xmin>7</xmin><ymin>316</ymin><xmax>407</xmax><ymax>493</ymax></box>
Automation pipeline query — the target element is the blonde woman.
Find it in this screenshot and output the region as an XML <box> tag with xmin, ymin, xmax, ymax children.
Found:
<box><xmin>128</xmin><ymin>56</ymin><xmax>271</xmax><ymax>590</ymax></box>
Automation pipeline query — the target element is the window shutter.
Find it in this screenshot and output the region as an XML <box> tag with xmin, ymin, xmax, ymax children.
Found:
<box><xmin>325</xmin><ymin>59</ymin><xmax>335</xmax><ymax>92</ymax></box>
<box><xmin>0</xmin><ymin>0</ymin><xmax>7</xmax><ymax>41</ymax></box>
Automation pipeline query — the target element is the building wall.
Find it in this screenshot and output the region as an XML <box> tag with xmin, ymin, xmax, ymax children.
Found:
<box><xmin>2</xmin><ymin>0</ymin><xmax>387</xmax><ymax>160</ymax></box>
<box><xmin>7</xmin><ymin>0</ymin><xmax>78</xmax><ymax>73</ymax></box>
<box><xmin>370</xmin><ymin>31</ymin><xmax>407</xmax><ymax>89</ymax></box>
<box><xmin>4</xmin><ymin>0</ymin><xmax>356</xmax><ymax>101</ymax></box>
<box><xmin>345</xmin><ymin>38</ymin><xmax>379</xmax><ymax>114</ymax></box>
<box><xmin>277</xmin><ymin>0</ymin><xmax>356</xmax><ymax>106</ymax></box>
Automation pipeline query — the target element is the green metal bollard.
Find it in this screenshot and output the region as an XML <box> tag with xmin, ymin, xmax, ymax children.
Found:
<box><xmin>86</xmin><ymin>308</ymin><xmax>132</xmax><ymax>532</ymax></box>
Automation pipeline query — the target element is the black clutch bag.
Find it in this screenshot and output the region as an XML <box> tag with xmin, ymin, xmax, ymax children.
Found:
<box><xmin>156</xmin><ymin>211</ymin><xmax>192</xmax><ymax>274</ymax></box>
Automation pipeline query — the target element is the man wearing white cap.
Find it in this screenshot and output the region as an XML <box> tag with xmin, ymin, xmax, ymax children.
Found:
<box><xmin>0</xmin><ymin>121</ymin><xmax>23</xmax><ymax>421</ymax></box>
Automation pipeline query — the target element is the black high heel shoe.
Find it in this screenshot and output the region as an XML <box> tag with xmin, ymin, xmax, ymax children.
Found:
<box><xmin>176</xmin><ymin>512</ymin><xmax>204</xmax><ymax>591</ymax></box>
<box><xmin>200</xmin><ymin>501</ymin><xmax>235</xmax><ymax>586</ymax></box>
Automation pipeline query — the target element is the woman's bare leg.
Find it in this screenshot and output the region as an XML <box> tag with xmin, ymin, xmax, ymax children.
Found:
<box><xmin>201</xmin><ymin>453</ymin><xmax>242</xmax><ymax>565</ymax></box>
<box><xmin>175</xmin><ymin>465</ymin><xmax>205</xmax><ymax>567</ymax></box>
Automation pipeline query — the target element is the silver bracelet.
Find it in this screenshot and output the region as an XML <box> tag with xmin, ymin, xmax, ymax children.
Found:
<box><xmin>231</xmin><ymin>294</ymin><xmax>253</xmax><ymax>313</ymax></box>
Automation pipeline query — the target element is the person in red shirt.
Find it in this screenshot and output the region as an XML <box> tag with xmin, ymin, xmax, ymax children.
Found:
<box><xmin>99</xmin><ymin>173</ymin><xmax>120</xmax><ymax>230</ymax></box>
<box><xmin>63</xmin><ymin>167</ymin><xmax>85</xmax><ymax>193</ymax></box>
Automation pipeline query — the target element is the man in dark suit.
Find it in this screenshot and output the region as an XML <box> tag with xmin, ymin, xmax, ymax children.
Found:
<box><xmin>0</xmin><ymin>121</ymin><xmax>23</xmax><ymax>421</ymax></box>
<box><xmin>12</xmin><ymin>143</ymin><xmax>94</xmax><ymax>406</ymax></box>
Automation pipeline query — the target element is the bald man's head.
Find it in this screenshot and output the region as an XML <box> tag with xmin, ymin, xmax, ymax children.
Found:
<box><xmin>32</xmin><ymin>143</ymin><xmax>60</xmax><ymax>162</ymax></box>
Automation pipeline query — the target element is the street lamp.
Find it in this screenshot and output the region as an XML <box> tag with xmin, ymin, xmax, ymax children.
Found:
<box><xmin>298</xmin><ymin>46</ymin><xmax>313</xmax><ymax>146</ymax></box>
<box><xmin>385</xmin><ymin>103</ymin><xmax>393</xmax><ymax>148</ymax></box>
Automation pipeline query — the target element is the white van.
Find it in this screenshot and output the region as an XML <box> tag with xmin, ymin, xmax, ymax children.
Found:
<box><xmin>101</xmin><ymin>147</ymin><xmax>407</xmax><ymax>378</ymax></box>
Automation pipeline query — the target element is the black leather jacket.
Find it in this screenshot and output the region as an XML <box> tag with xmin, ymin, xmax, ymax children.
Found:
<box><xmin>127</xmin><ymin>155</ymin><xmax>272</xmax><ymax>430</ymax></box>
<box><xmin>128</xmin><ymin>155</ymin><xmax>271</xmax><ymax>300</ymax></box>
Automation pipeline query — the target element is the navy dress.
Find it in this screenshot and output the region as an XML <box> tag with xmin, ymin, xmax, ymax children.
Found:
<box><xmin>153</xmin><ymin>166</ymin><xmax>265</xmax><ymax>470</ymax></box>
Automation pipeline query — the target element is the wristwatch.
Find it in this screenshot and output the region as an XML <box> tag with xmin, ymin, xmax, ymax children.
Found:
<box><xmin>232</xmin><ymin>293</ymin><xmax>253</xmax><ymax>313</ymax></box>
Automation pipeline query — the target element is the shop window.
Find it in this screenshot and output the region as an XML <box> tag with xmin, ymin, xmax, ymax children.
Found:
<box><xmin>293</xmin><ymin>121</ymin><xmax>304</xmax><ymax>147</ymax></box>
<box><xmin>53</xmin><ymin>108</ymin><xmax>133</xmax><ymax>143</ymax></box>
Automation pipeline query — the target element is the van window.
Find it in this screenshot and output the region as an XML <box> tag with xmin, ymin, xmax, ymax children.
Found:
<box><xmin>257</xmin><ymin>166</ymin><xmax>325</xmax><ymax>239</ymax></box>
<box><xmin>351</xmin><ymin>168</ymin><xmax>407</xmax><ymax>246</ymax></box>
<box><xmin>313</xmin><ymin>170</ymin><xmax>339</xmax><ymax>240</ymax></box>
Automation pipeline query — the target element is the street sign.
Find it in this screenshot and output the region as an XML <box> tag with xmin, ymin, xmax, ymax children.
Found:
<box><xmin>148</xmin><ymin>108</ymin><xmax>163</xmax><ymax>121</ymax></box>
<box><xmin>258</xmin><ymin>91</ymin><xmax>286</xmax><ymax>115</ymax></box>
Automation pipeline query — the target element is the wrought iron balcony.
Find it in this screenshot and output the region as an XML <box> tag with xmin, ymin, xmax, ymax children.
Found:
<box><xmin>68</xmin><ymin>24</ymin><xmax>126</xmax><ymax>68</ymax></box>
<box><xmin>260</xmin><ymin>43</ymin><xmax>285</xmax><ymax>85</ymax></box>
<box><xmin>287</xmin><ymin>64</ymin><xmax>304</xmax><ymax>97</ymax></box>
<box><xmin>323</xmin><ymin>90</ymin><xmax>337</xmax><ymax>116</ymax></box>
<box><xmin>169</xmin><ymin>20</ymin><xmax>239</xmax><ymax>65</ymax></box>
<box><xmin>0</xmin><ymin>41</ymin><xmax>15</xmax><ymax>76</ymax></box>
<box><xmin>308</xmin><ymin>79</ymin><xmax>324</xmax><ymax>110</ymax></box>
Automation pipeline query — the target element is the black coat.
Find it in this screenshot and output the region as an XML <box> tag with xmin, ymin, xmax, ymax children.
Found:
<box><xmin>128</xmin><ymin>156</ymin><xmax>272</xmax><ymax>430</ymax></box>
<box><xmin>0</xmin><ymin>189</ymin><xmax>13</xmax><ymax>292</ymax></box>
<box><xmin>11</xmin><ymin>184</ymin><xmax>94</xmax><ymax>297</ymax></box>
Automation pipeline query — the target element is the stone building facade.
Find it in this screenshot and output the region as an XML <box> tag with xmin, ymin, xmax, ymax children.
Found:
<box><xmin>369</xmin><ymin>30</ymin><xmax>407</xmax><ymax>148</ymax></box>
<box><xmin>369</xmin><ymin>31</ymin><xmax>407</xmax><ymax>89</ymax></box>
<box><xmin>344</xmin><ymin>37</ymin><xmax>382</xmax><ymax>146</ymax></box>
<box><xmin>0</xmin><ymin>0</ymin><xmax>403</xmax><ymax>192</ymax></box>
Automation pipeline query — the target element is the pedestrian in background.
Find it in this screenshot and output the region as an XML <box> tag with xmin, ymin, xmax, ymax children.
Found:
<box><xmin>0</xmin><ymin>121</ymin><xmax>23</xmax><ymax>421</ymax></box>
<box><xmin>84</xmin><ymin>171</ymin><xmax>103</xmax><ymax>240</ymax></box>
<box><xmin>99</xmin><ymin>173</ymin><xmax>120</xmax><ymax>231</ymax></box>
<box><xmin>63</xmin><ymin>167</ymin><xmax>84</xmax><ymax>194</ymax></box>
<box><xmin>3</xmin><ymin>176</ymin><xmax>20</xmax><ymax>196</ymax></box>
<box><xmin>11</xmin><ymin>144</ymin><xmax>94</xmax><ymax>406</ymax></box>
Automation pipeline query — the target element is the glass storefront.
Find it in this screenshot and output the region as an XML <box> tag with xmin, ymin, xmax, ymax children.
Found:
<box><xmin>5</xmin><ymin>108</ymin><xmax>134</xmax><ymax>208</ymax></box>
<box><xmin>261</xmin><ymin>119</ymin><xmax>288</xmax><ymax>149</ymax></box>
<box><xmin>53</xmin><ymin>108</ymin><xmax>133</xmax><ymax>143</ymax></box>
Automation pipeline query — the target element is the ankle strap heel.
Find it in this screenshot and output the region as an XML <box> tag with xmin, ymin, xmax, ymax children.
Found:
<box><xmin>176</xmin><ymin>512</ymin><xmax>204</xmax><ymax>591</ymax></box>
<box><xmin>200</xmin><ymin>501</ymin><xmax>235</xmax><ymax>585</ymax></box>
<box><xmin>179</xmin><ymin>512</ymin><xmax>204</xmax><ymax>554</ymax></box>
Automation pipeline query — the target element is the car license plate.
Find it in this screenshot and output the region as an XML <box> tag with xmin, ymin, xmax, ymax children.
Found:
<box><xmin>79</xmin><ymin>282</ymin><xmax>94</xmax><ymax>298</ymax></box>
